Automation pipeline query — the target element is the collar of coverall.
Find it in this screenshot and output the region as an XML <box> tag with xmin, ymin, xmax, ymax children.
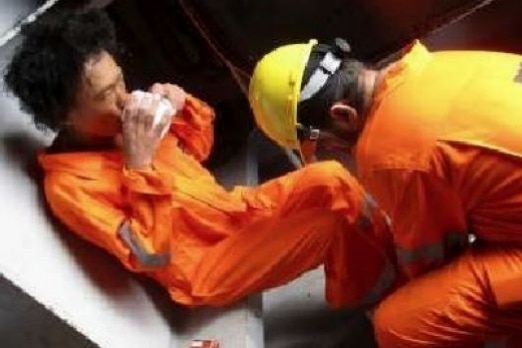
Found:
<box><xmin>39</xmin><ymin>149</ymin><xmax>121</xmax><ymax>175</ymax></box>
<box><xmin>371</xmin><ymin>40</ymin><xmax>432</xmax><ymax>105</ymax></box>
<box><xmin>353</xmin><ymin>40</ymin><xmax>432</xmax><ymax>173</ymax></box>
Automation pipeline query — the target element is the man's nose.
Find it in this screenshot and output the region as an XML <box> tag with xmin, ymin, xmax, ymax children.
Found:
<box><xmin>116</xmin><ymin>90</ymin><xmax>130</xmax><ymax>111</ymax></box>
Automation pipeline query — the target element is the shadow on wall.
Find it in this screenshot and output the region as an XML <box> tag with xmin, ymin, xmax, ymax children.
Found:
<box><xmin>2</xmin><ymin>131</ymin><xmax>43</xmax><ymax>180</ymax></box>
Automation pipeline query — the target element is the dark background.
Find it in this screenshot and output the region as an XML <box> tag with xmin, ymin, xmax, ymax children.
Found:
<box><xmin>9</xmin><ymin>0</ymin><xmax>522</xmax><ymax>170</ymax></box>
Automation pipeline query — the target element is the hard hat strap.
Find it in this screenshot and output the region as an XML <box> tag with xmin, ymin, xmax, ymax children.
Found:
<box><xmin>299</xmin><ymin>51</ymin><xmax>341</xmax><ymax>102</ymax></box>
<box><xmin>296</xmin><ymin>123</ymin><xmax>320</xmax><ymax>141</ymax></box>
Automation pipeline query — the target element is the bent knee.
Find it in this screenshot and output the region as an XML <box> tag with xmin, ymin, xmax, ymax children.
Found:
<box><xmin>373</xmin><ymin>297</ymin><xmax>400</xmax><ymax>345</ymax></box>
<box><xmin>372</xmin><ymin>292</ymin><xmax>434</xmax><ymax>347</ymax></box>
<box><xmin>304</xmin><ymin>161</ymin><xmax>355</xmax><ymax>185</ymax></box>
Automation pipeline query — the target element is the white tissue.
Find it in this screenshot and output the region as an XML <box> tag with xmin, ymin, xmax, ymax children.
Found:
<box><xmin>130</xmin><ymin>90</ymin><xmax>175</xmax><ymax>138</ymax></box>
<box><xmin>154</xmin><ymin>98</ymin><xmax>174</xmax><ymax>127</ymax></box>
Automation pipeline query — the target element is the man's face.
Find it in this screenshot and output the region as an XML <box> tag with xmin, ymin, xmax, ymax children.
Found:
<box><xmin>68</xmin><ymin>50</ymin><xmax>128</xmax><ymax>138</ymax></box>
<box><xmin>299</xmin><ymin>128</ymin><xmax>353</xmax><ymax>164</ymax></box>
<box><xmin>298</xmin><ymin>105</ymin><xmax>358</xmax><ymax>164</ymax></box>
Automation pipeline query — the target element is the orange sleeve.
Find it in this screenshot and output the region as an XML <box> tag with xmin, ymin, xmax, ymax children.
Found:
<box><xmin>170</xmin><ymin>94</ymin><xmax>215</xmax><ymax>162</ymax></box>
<box><xmin>363</xmin><ymin>169</ymin><xmax>467</xmax><ymax>278</ymax></box>
<box><xmin>44</xmin><ymin>168</ymin><xmax>174</xmax><ymax>272</ymax></box>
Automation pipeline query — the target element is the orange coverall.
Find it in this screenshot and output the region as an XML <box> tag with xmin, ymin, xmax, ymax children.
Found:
<box><xmin>40</xmin><ymin>95</ymin><xmax>395</xmax><ymax>308</ymax></box>
<box><xmin>355</xmin><ymin>41</ymin><xmax>522</xmax><ymax>346</ymax></box>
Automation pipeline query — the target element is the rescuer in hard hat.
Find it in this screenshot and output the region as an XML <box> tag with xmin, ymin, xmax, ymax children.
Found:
<box><xmin>249</xmin><ymin>38</ymin><xmax>522</xmax><ymax>347</ymax></box>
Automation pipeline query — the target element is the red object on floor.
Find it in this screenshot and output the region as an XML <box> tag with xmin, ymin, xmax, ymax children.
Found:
<box><xmin>190</xmin><ymin>340</ymin><xmax>220</xmax><ymax>348</ymax></box>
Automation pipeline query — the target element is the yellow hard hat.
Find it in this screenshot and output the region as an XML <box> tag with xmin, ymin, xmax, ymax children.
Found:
<box><xmin>248</xmin><ymin>40</ymin><xmax>317</xmax><ymax>151</ymax></box>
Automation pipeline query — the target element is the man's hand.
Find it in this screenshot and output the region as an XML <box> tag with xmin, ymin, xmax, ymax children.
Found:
<box><xmin>122</xmin><ymin>92</ymin><xmax>168</xmax><ymax>170</ymax></box>
<box><xmin>149</xmin><ymin>83</ymin><xmax>186</xmax><ymax>113</ymax></box>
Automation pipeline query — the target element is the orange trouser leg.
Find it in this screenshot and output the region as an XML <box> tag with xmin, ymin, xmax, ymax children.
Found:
<box><xmin>189</xmin><ymin>209</ymin><xmax>344</xmax><ymax>306</ymax></box>
<box><xmin>186</xmin><ymin>161</ymin><xmax>394</xmax><ymax>307</ymax></box>
<box><xmin>374</xmin><ymin>246</ymin><xmax>522</xmax><ymax>348</ymax></box>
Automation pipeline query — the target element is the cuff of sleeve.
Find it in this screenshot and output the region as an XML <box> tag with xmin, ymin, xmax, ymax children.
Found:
<box><xmin>122</xmin><ymin>167</ymin><xmax>172</xmax><ymax>196</ymax></box>
<box><xmin>179</xmin><ymin>95</ymin><xmax>215</xmax><ymax>129</ymax></box>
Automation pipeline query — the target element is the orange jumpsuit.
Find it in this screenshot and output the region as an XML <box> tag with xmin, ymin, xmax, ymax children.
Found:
<box><xmin>355</xmin><ymin>41</ymin><xmax>522</xmax><ymax>346</ymax></box>
<box><xmin>40</xmin><ymin>94</ymin><xmax>395</xmax><ymax>308</ymax></box>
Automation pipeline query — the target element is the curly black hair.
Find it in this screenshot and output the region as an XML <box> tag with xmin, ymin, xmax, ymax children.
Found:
<box><xmin>4</xmin><ymin>9</ymin><xmax>118</xmax><ymax>131</ymax></box>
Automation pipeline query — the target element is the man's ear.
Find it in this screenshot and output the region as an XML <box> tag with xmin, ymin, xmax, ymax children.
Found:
<box><xmin>329</xmin><ymin>102</ymin><xmax>359</xmax><ymax>132</ymax></box>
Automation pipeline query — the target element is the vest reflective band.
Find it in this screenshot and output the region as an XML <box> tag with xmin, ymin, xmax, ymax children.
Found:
<box><xmin>396</xmin><ymin>232</ymin><xmax>469</xmax><ymax>265</ymax></box>
<box><xmin>360</xmin><ymin>260</ymin><xmax>396</xmax><ymax>307</ymax></box>
<box><xmin>355</xmin><ymin>193</ymin><xmax>396</xmax><ymax>307</ymax></box>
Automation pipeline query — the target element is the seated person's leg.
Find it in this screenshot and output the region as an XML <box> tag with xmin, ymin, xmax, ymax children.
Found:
<box><xmin>188</xmin><ymin>209</ymin><xmax>345</xmax><ymax>306</ymax></box>
<box><xmin>185</xmin><ymin>161</ymin><xmax>395</xmax><ymax>308</ymax></box>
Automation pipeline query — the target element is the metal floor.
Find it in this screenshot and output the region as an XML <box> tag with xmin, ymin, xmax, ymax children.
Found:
<box><xmin>264</xmin><ymin>270</ymin><xmax>376</xmax><ymax>348</ymax></box>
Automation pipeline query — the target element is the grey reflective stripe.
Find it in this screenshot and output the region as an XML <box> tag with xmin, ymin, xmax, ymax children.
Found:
<box><xmin>364</xmin><ymin>194</ymin><xmax>379</xmax><ymax>210</ymax></box>
<box><xmin>118</xmin><ymin>222</ymin><xmax>170</xmax><ymax>269</ymax></box>
<box><xmin>384</xmin><ymin>214</ymin><xmax>392</xmax><ymax>228</ymax></box>
<box><xmin>299</xmin><ymin>51</ymin><xmax>341</xmax><ymax>102</ymax></box>
<box><xmin>360</xmin><ymin>260</ymin><xmax>396</xmax><ymax>307</ymax></box>
<box><xmin>396</xmin><ymin>232</ymin><xmax>468</xmax><ymax>265</ymax></box>
<box><xmin>356</xmin><ymin>194</ymin><xmax>374</xmax><ymax>231</ymax></box>
<box><xmin>357</xmin><ymin>193</ymin><xmax>390</xmax><ymax>231</ymax></box>
<box><xmin>396</xmin><ymin>243</ymin><xmax>444</xmax><ymax>265</ymax></box>
<box><xmin>354</xmin><ymin>193</ymin><xmax>397</xmax><ymax>306</ymax></box>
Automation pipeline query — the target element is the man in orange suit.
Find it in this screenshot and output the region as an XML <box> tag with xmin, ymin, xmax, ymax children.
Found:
<box><xmin>250</xmin><ymin>38</ymin><xmax>522</xmax><ymax>346</ymax></box>
<box><xmin>4</xmin><ymin>10</ymin><xmax>396</xmax><ymax>309</ymax></box>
